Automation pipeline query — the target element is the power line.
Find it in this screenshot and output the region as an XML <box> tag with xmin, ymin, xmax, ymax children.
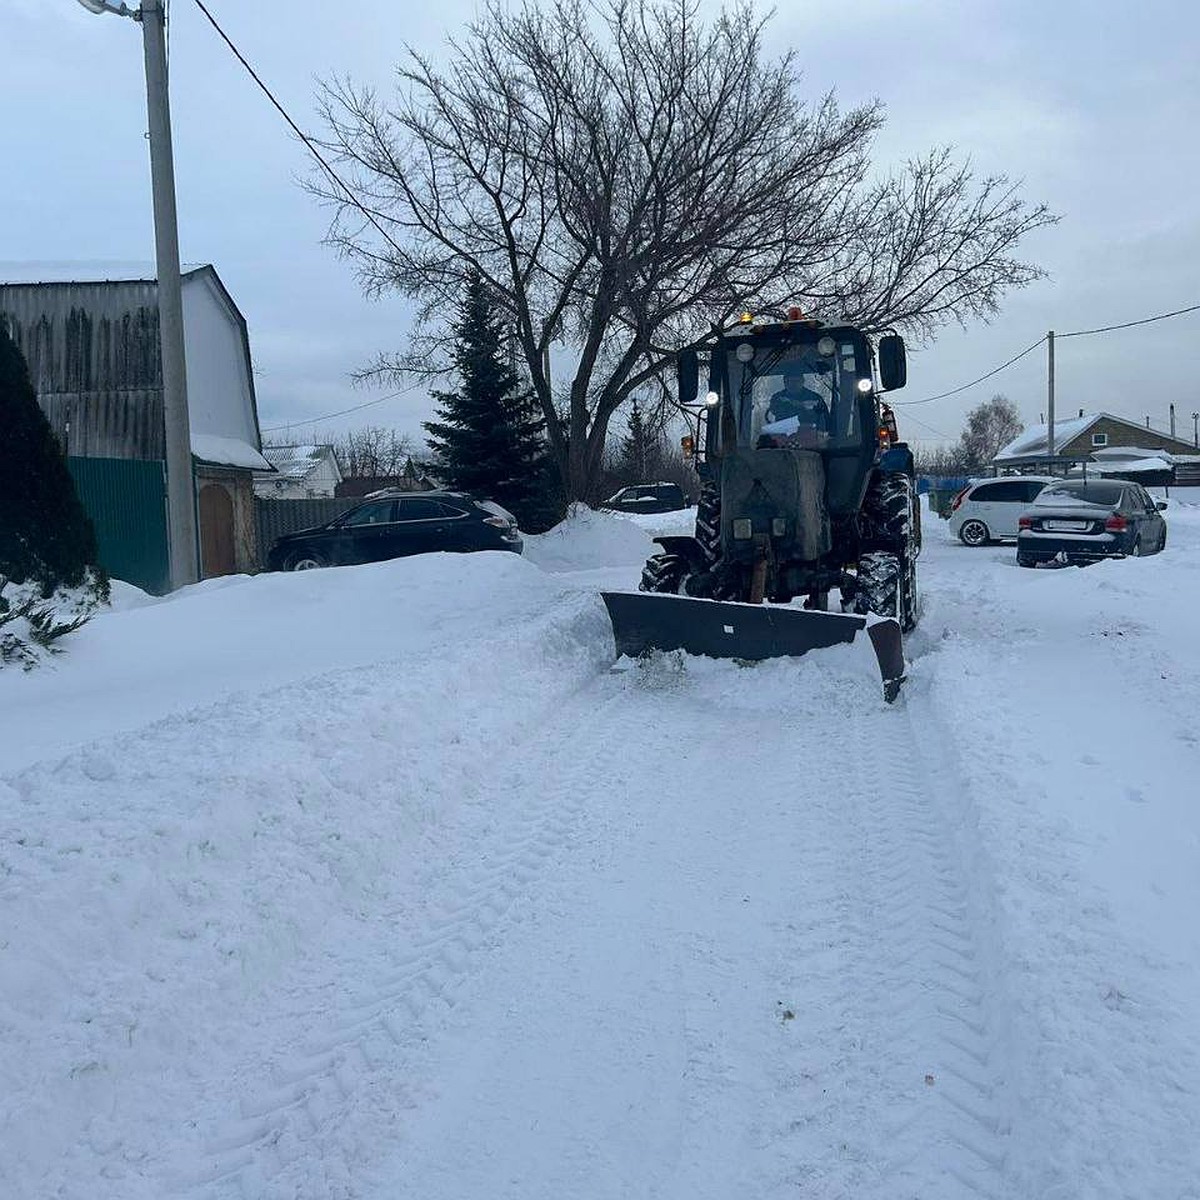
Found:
<box><xmin>260</xmin><ymin>381</ymin><xmax>424</xmax><ymax>433</ymax></box>
<box><xmin>1058</xmin><ymin>301</ymin><xmax>1200</xmax><ymax>339</ymax></box>
<box><xmin>896</xmin><ymin>409</ymin><xmax>955</xmax><ymax>441</ymax></box>
<box><xmin>189</xmin><ymin>0</ymin><xmax>409</xmax><ymax>262</ymax></box>
<box><xmin>894</xmin><ymin>335</ymin><xmax>1046</xmax><ymax>407</ymax></box>
<box><xmin>896</xmin><ymin>298</ymin><xmax>1200</xmax><ymax>409</ymax></box>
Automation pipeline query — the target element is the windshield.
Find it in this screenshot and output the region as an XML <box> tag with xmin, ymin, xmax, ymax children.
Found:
<box><xmin>1035</xmin><ymin>481</ymin><xmax>1124</xmax><ymax>507</ymax></box>
<box><xmin>725</xmin><ymin>337</ymin><xmax>866</xmax><ymax>450</ymax></box>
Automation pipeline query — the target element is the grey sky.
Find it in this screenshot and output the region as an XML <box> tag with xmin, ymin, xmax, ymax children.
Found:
<box><xmin>4</xmin><ymin>0</ymin><xmax>1198</xmax><ymax>449</ymax></box>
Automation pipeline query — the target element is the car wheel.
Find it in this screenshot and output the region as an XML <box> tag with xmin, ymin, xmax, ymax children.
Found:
<box><xmin>1017</xmin><ymin>553</ymin><xmax>1039</xmax><ymax>568</ymax></box>
<box><xmin>958</xmin><ymin>519</ymin><xmax>990</xmax><ymax>547</ymax></box>
<box><xmin>286</xmin><ymin>549</ymin><xmax>327</xmax><ymax>571</ymax></box>
<box><xmin>1131</xmin><ymin>538</ymin><xmax>1142</xmax><ymax>558</ymax></box>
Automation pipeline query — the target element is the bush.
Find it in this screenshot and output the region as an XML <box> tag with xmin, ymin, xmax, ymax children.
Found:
<box><xmin>0</xmin><ymin>322</ymin><xmax>107</xmax><ymax>599</ymax></box>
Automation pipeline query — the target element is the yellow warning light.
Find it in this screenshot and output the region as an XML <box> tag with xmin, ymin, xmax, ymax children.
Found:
<box><xmin>739</xmin><ymin>312</ymin><xmax>753</xmax><ymax>324</ymax></box>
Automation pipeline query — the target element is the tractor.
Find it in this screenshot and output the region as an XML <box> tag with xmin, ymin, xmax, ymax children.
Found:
<box><xmin>601</xmin><ymin>310</ymin><xmax>920</xmax><ymax>700</ymax></box>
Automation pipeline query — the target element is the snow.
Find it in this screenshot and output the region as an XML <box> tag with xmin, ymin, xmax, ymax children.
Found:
<box><xmin>190</xmin><ymin>432</ymin><xmax>271</xmax><ymax>471</ymax></box>
<box><xmin>2</xmin><ymin>501</ymin><xmax>1199</xmax><ymax>1198</ymax></box>
<box><xmin>995</xmin><ymin>413</ymin><xmax>1099</xmax><ymax>460</ymax></box>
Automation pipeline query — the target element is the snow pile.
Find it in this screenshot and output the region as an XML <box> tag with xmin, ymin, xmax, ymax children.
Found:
<box><xmin>523</xmin><ymin>503</ymin><xmax>654</xmax><ymax>572</ymax></box>
<box><xmin>619</xmin><ymin>505</ymin><xmax>698</xmax><ymax>537</ymax></box>
<box><xmin>2</xmin><ymin>489</ymin><xmax>1199</xmax><ymax>1198</ymax></box>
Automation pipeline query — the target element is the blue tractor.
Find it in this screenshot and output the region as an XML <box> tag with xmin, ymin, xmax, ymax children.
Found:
<box><xmin>602</xmin><ymin>311</ymin><xmax>919</xmax><ymax>701</ymax></box>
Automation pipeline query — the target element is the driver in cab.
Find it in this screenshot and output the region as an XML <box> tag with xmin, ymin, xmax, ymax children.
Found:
<box><xmin>760</xmin><ymin>360</ymin><xmax>831</xmax><ymax>445</ymax></box>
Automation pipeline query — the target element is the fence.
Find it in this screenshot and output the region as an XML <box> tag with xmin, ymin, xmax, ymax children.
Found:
<box><xmin>68</xmin><ymin>456</ymin><xmax>170</xmax><ymax>594</ymax></box>
<box><xmin>254</xmin><ymin>497</ymin><xmax>358</xmax><ymax>566</ymax></box>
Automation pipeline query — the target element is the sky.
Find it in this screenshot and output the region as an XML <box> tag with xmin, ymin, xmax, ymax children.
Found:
<box><xmin>3</xmin><ymin>0</ymin><xmax>1199</xmax><ymax>451</ymax></box>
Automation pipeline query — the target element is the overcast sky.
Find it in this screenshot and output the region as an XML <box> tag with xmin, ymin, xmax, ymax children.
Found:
<box><xmin>4</xmin><ymin>0</ymin><xmax>1198</xmax><ymax>449</ymax></box>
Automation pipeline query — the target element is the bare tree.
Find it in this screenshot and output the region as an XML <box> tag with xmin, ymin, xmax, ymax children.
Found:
<box><xmin>330</xmin><ymin>426</ymin><xmax>414</xmax><ymax>478</ymax></box>
<box><xmin>959</xmin><ymin>394</ymin><xmax>1024</xmax><ymax>471</ymax></box>
<box><xmin>314</xmin><ymin>0</ymin><xmax>1055</xmax><ymax>502</ymax></box>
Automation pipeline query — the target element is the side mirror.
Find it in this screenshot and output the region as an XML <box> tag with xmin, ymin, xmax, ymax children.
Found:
<box><xmin>677</xmin><ymin>348</ymin><xmax>699</xmax><ymax>406</ymax></box>
<box><xmin>878</xmin><ymin>334</ymin><xmax>907</xmax><ymax>392</ymax></box>
<box><xmin>1156</xmin><ymin>501</ymin><xmax>1168</xmax><ymax>511</ymax></box>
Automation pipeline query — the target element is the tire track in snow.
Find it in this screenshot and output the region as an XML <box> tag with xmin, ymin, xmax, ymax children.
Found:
<box><xmin>184</xmin><ymin>683</ymin><xmax>634</xmax><ymax>1198</ymax></box>
<box><xmin>839</xmin><ymin>694</ymin><xmax>1013</xmax><ymax>1199</ymax></box>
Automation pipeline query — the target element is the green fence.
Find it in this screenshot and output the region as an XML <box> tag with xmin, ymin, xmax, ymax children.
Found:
<box><xmin>67</xmin><ymin>456</ymin><xmax>170</xmax><ymax>595</ymax></box>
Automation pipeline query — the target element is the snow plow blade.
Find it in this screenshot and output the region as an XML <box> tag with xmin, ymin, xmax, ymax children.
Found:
<box><xmin>601</xmin><ymin>591</ymin><xmax>906</xmax><ymax>703</ymax></box>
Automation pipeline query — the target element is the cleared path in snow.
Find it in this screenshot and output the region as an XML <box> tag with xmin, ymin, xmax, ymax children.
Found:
<box><xmin>189</xmin><ymin>646</ymin><xmax>1012</xmax><ymax>1200</ymax></box>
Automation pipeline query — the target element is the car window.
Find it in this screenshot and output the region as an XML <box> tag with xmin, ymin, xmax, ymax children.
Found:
<box><xmin>970</xmin><ymin>482</ymin><xmax>1024</xmax><ymax>503</ymax></box>
<box><xmin>1021</xmin><ymin>481</ymin><xmax>1049</xmax><ymax>502</ymax></box>
<box><xmin>395</xmin><ymin>497</ymin><xmax>449</xmax><ymax>521</ymax></box>
<box><xmin>342</xmin><ymin>500</ymin><xmax>395</xmax><ymax>526</ymax></box>
<box><xmin>1035</xmin><ymin>481</ymin><xmax>1124</xmax><ymax>507</ymax></box>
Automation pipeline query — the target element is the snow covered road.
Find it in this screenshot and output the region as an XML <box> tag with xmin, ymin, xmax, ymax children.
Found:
<box><xmin>2</xmin><ymin>503</ymin><xmax>1199</xmax><ymax>1198</ymax></box>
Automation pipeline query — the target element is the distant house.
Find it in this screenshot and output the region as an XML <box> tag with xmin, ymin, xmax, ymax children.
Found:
<box><xmin>254</xmin><ymin>444</ymin><xmax>343</xmax><ymax>499</ymax></box>
<box><xmin>994</xmin><ymin>411</ymin><xmax>1199</xmax><ymax>475</ymax></box>
<box><xmin>0</xmin><ymin>262</ymin><xmax>271</xmax><ymax>590</ymax></box>
<box><xmin>335</xmin><ymin>457</ymin><xmax>439</xmax><ymax>498</ymax></box>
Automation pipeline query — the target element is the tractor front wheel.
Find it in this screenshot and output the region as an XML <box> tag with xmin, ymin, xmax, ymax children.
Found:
<box><xmin>854</xmin><ymin>550</ymin><xmax>918</xmax><ymax>632</ymax></box>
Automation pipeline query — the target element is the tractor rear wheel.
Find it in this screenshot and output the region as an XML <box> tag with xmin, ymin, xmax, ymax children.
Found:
<box><xmin>693</xmin><ymin>479</ymin><xmax>722</xmax><ymax>564</ymax></box>
<box><xmin>854</xmin><ymin>550</ymin><xmax>918</xmax><ymax>632</ymax></box>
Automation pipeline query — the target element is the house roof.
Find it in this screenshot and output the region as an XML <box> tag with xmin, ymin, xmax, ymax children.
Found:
<box><xmin>994</xmin><ymin>411</ymin><xmax>1184</xmax><ymax>462</ymax></box>
<box><xmin>995</xmin><ymin>414</ymin><xmax>1100</xmax><ymax>461</ymax></box>
<box><xmin>194</xmin><ymin>434</ymin><xmax>271</xmax><ymax>471</ymax></box>
<box><xmin>0</xmin><ymin>260</ymin><xmax>208</xmax><ymax>285</ymax></box>
<box><xmin>260</xmin><ymin>444</ymin><xmax>339</xmax><ymax>482</ymax></box>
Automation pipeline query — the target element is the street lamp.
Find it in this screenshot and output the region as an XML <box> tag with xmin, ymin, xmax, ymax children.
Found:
<box><xmin>76</xmin><ymin>0</ymin><xmax>198</xmax><ymax>589</ymax></box>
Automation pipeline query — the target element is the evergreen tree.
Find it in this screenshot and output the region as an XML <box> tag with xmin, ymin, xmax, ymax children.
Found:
<box><xmin>0</xmin><ymin>322</ymin><xmax>105</xmax><ymax>598</ymax></box>
<box><xmin>423</xmin><ymin>273</ymin><xmax>561</xmax><ymax>530</ymax></box>
<box><xmin>616</xmin><ymin>399</ymin><xmax>665</xmax><ymax>483</ymax></box>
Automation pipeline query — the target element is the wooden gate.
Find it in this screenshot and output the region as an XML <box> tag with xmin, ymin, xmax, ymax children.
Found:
<box><xmin>199</xmin><ymin>483</ymin><xmax>236</xmax><ymax>577</ymax></box>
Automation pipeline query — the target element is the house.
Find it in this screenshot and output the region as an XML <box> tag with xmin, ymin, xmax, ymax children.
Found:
<box><xmin>0</xmin><ymin>263</ymin><xmax>271</xmax><ymax>590</ymax></box>
<box><xmin>254</xmin><ymin>444</ymin><xmax>343</xmax><ymax>499</ymax></box>
<box><xmin>335</xmin><ymin>457</ymin><xmax>439</xmax><ymax>498</ymax></box>
<box><xmin>993</xmin><ymin>411</ymin><xmax>1199</xmax><ymax>475</ymax></box>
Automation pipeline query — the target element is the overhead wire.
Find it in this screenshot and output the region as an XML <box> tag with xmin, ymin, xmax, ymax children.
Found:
<box><xmin>896</xmin><ymin>299</ymin><xmax>1200</xmax><ymax>410</ymax></box>
<box><xmin>260</xmin><ymin>381</ymin><xmax>425</xmax><ymax>433</ymax></box>
<box><xmin>189</xmin><ymin>0</ymin><xmax>410</xmax><ymax>263</ymax></box>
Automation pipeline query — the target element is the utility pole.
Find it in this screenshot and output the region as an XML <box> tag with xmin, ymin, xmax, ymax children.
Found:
<box><xmin>1046</xmin><ymin>330</ymin><xmax>1055</xmax><ymax>464</ymax></box>
<box><xmin>77</xmin><ymin>0</ymin><xmax>198</xmax><ymax>587</ymax></box>
<box><xmin>141</xmin><ymin>0</ymin><xmax>198</xmax><ymax>588</ymax></box>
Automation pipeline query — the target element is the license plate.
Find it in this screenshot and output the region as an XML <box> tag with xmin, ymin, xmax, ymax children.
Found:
<box><xmin>1044</xmin><ymin>519</ymin><xmax>1089</xmax><ymax>531</ymax></box>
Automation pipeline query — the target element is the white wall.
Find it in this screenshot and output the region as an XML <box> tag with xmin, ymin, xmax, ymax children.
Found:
<box><xmin>182</xmin><ymin>271</ymin><xmax>259</xmax><ymax>451</ymax></box>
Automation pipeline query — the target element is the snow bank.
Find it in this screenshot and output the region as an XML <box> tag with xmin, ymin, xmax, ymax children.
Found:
<box><xmin>523</xmin><ymin>503</ymin><xmax>655</xmax><ymax>572</ymax></box>
<box><xmin>0</xmin><ymin>549</ymin><xmax>614</xmax><ymax>1199</ymax></box>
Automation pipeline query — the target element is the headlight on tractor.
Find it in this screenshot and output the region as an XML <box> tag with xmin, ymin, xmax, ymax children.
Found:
<box><xmin>732</xmin><ymin>518</ymin><xmax>753</xmax><ymax>540</ymax></box>
<box><xmin>772</xmin><ymin>518</ymin><xmax>787</xmax><ymax>537</ymax></box>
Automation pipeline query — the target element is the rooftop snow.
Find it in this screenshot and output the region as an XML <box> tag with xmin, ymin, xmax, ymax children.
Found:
<box><xmin>0</xmin><ymin>260</ymin><xmax>209</xmax><ymax>285</ymax></box>
<box><xmin>260</xmin><ymin>444</ymin><xmax>333</xmax><ymax>480</ymax></box>
<box><xmin>996</xmin><ymin>413</ymin><xmax>1180</xmax><ymax>461</ymax></box>
<box><xmin>192</xmin><ymin>433</ymin><xmax>271</xmax><ymax>471</ymax></box>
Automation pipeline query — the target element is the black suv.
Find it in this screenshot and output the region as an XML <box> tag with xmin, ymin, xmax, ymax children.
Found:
<box><xmin>267</xmin><ymin>492</ymin><xmax>523</xmax><ymax>571</ymax></box>
<box><xmin>601</xmin><ymin>483</ymin><xmax>688</xmax><ymax>515</ymax></box>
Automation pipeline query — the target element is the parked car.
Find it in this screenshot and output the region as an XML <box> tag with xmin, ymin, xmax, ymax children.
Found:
<box><xmin>601</xmin><ymin>482</ymin><xmax>688</xmax><ymax>515</ymax></box>
<box><xmin>1016</xmin><ymin>479</ymin><xmax>1167</xmax><ymax>567</ymax></box>
<box><xmin>947</xmin><ymin>476</ymin><xmax>1057</xmax><ymax>545</ymax></box>
<box><xmin>267</xmin><ymin>492</ymin><xmax>523</xmax><ymax>571</ymax></box>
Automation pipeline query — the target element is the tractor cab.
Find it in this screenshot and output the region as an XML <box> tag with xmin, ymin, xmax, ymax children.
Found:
<box><xmin>680</xmin><ymin>315</ymin><xmax>907</xmax><ymax>519</ymax></box>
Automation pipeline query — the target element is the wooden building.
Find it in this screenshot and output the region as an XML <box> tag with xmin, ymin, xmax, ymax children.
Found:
<box><xmin>0</xmin><ymin>263</ymin><xmax>271</xmax><ymax>589</ymax></box>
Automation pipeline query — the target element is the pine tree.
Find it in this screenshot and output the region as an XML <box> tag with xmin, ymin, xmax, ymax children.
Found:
<box><xmin>616</xmin><ymin>399</ymin><xmax>665</xmax><ymax>484</ymax></box>
<box><xmin>423</xmin><ymin>273</ymin><xmax>561</xmax><ymax>531</ymax></box>
<box><xmin>0</xmin><ymin>322</ymin><xmax>105</xmax><ymax>598</ymax></box>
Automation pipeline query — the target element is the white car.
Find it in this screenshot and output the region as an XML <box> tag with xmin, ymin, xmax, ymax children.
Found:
<box><xmin>947</xmin><ymin>476</ymin><xmax>1057</xmax><ymax>546</ymax></box>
